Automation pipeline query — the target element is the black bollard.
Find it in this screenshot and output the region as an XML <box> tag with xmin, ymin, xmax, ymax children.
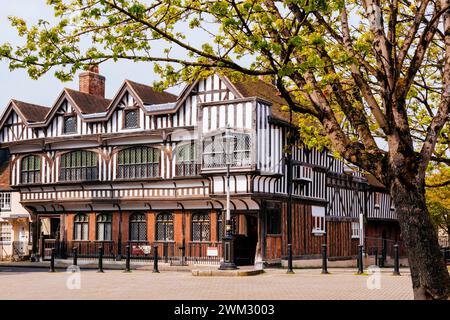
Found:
<box><xmin>374</xmin><ymin>248</ymin><xmax>378</xmax><ymax>266</ymax></box>
<box><xmin>72</xmin><ymin>247</ymin><xmax>78</xmax><ymax>266</ymax></box>
<box><xmin>393</xmin><ymin>244</ymin><xmax>400</xmax><ymax>276</ymax></box>
<box><xmin>357</xmin><ymin>245</ymin><xmax>364</xmax><ymax>274</ymax></box>
<box><xmin>321</xmin><ymin>244</ymin><xmax>329</xmax><ymax>274</ymax></box>
<box><xmin>125</xmin><ymin>245</ymin><xmax>131</xmax><ymax>273</ymax></box>
<box><xmin>287</xmin><ymin>244</ymin><xmax>294</xmax><ymax>274</ymax></box>
<box><xmin>153</xmin><ymin>244</ymin><xmax>159</xmax><ymax>273</ymax></box>
<box><xmin>49</xmin><ymin>248</ymin><xmax>56</xmax><ymax>273</ymax></box>
<box><xmin>98</xmin><ymin>246</ymin><xmax>104</xmax><ymax>273</ymax></box>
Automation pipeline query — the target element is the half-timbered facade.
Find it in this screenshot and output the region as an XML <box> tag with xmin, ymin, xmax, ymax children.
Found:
<box><xmin>0</xmin><ymin>67</ymin><xmax>401</xmax><ymax>265</ymax></box>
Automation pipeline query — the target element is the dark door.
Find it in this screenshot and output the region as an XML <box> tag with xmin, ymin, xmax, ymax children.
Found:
<box><xmin>234</xmin><ymin>215</ymin><xmax>258</xmax><ymax>266</ymax></box>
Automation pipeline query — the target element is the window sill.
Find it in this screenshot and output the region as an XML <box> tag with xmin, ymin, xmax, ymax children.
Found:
<box><xmin>312</xmin><ymin>230</ymin><xmax>326</xmax><ymax>236</ymax></box>
<box><xmin>351</xmin><ymin>236</ymin><xmax>360</xmax><ymax>239</ymax></box>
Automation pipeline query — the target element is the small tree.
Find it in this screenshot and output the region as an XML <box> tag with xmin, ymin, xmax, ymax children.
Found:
<box><xmin>1</xmin><ymin>0</ymin><xmax>449</xmax><ymax>299</ymax></box>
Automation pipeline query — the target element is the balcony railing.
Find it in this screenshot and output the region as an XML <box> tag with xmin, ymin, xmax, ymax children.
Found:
<box><xmin>175</xmin><ymin>162</ymin><xmax>200</xmax><ymax>177</ymax></box>
<box><xmin>20</xmin><ymin>185</ymin><xmax>209</xmax><ymax>203</ymax></box>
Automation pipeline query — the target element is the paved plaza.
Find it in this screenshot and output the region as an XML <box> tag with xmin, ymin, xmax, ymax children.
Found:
<box><xmin>0</xmin><ymin>266</ymin><xmax>414</xmax><ymax>300</ymax></box>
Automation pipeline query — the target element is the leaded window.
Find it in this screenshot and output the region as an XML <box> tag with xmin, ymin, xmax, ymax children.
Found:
<box><xmin>192</xmin><ymin>213</ymin><xmax>210</xmax><ymax>242</ymax></box>
<box><xmin>124</xmin><ymin>109</ymin><xmax>139</xmax><ymax>129</ymax></box>
<box><xmin>96</xmin><ymin>213</ymin><xmax>112</xmax><ymax>241</ymax></box>
<box><xmin>202</xmin><ymin>132</ymin><xmax>251</xmax><ymax>168</ymax></box>
<box><xmin>129</xmin><ymin>213</ymin><xmax>147</xmax><ymax>241</ymax></box>
<box><xmin>59</xmin><ymin>151</ymin><xmax>98</xmax><ymax>182</ymax></box>
<box><xmin>0</xmin><ymin>223</ymin><xmax>11</xmax><ymax>243</ymax></box>
<box><xmin>0</xmin><ymin>193</ymin><xmax>10</xmax><ymax>211</ymax></box>
<box><xmin>156</xmin><ymin>213</ymin><xmax>174</xmax><ymax>241</ymax></box>
<box><xmin>176</xmin><ymin>142</ymin><xmax>198</xmax><ymax>176</ymax></box>
<box><xmin>21</xmin><ymin>155</ymin><xmax>41</xmax><ymax>184</ymax></box>
<box><xmin>74</xmin><ymin>214</ymin><xmax>89</xmax><ymax>241</ymax></box>
<box><xmin>217</xmin><ymin>212</ymin><xmax>224</xmax><ymax>241</ymax></box>
<box><xmin>63</xmin><ymin>115</ymin><xmax>77</xmax><ymax>134</ymax></box>
<box><xmin>117</xmin><ymin>146</ymin><xmax>160</xmax><ymax>179</ymax></box>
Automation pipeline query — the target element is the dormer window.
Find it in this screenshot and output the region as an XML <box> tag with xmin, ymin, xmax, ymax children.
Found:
<box><xmin>63</xmin><ymin>115</ymin><xmax>77</xmax><ymax>134</ymax></box>
<box><xmin>124</xmin><ymin>109</ymin><xmax>139</xmax><ymax>129</ymax></box>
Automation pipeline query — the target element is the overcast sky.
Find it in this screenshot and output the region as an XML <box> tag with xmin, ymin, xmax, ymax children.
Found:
<box><xmin>0</xmin><ymin>0</ymin><xmax>176</xmax><ymax>111</ymax></box>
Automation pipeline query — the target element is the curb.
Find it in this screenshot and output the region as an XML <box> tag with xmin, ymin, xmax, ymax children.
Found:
<box><xmin>192</xmin><ymin>269</ymin><xmax>265</xmax><ymax>277</ymax></box>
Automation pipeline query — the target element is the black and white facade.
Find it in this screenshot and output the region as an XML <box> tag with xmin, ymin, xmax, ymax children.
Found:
<box><xmin>0</xmin><ymin>69</ymin><xmax>402</xmax><ymax>264</ymax></box>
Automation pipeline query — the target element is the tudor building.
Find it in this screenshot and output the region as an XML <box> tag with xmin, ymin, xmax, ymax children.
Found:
<box><xmin>0</xmin><ymin>67</ymin><xmax>402</xmax><ymax>265</ymax></box>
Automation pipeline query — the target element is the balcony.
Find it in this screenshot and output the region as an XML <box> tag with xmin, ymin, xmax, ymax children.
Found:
<box><xmin>20</xmin><ymin>185</ymin><xmax>209</xmax><ymax>203</ymax></box>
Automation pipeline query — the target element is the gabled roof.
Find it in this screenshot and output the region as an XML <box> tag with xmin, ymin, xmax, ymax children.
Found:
<box><xmin>65</xmin><ymin>89</ymin><xmax>111</xmax><ymax>114</ymax></box>
<box><xmin>126</xmin><ymin>80</ymin><xmax>178</xmax><ymax>106</ymax></box>
<box><xmin>364</xmin><ymin>173</ymin><xmax>386</xmax><ymax>189</ymax></box>
<box><xmin>226</xmin><ymin>76</ymin><xmax>290</xmax><ymax>122</ymax></box>
<box><xmin>11</xmin><ymin>100</ymin><xmax>50</xmax><ymax>123</ymax></box>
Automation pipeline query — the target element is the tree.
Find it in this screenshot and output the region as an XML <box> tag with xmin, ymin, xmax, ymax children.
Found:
<box><xmin>427</xmin><ymin>166</ymin><xmax>450</xmax><ymax>245</ymax></box>
<box><xmin>1</xmin><ymin>0</ymin><xmax>449</xmax><ymax>299</ymax></box>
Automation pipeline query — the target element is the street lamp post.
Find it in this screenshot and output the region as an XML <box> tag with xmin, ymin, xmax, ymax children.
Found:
<box><xmin>219</xmin><ymin>125</ymin><xmax>238</xmax><ymax>270</ymax></box>
<box><xmin>286</xmin><ymin>110</ymin><xmax>294</xmax><ymax>274</ymax></box>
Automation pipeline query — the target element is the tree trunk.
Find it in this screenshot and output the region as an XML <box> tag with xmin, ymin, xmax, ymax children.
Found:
<box><xmin>391</xmin><ymin>178</ymin><xmax>450</xmax><ymax>300</ymax></box>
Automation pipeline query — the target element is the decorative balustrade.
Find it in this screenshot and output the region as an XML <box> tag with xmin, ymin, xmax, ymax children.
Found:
<box><xmin>20</xmin><ymin>185</ymin><xmax>209</xmax><ymax>202</ymax></box>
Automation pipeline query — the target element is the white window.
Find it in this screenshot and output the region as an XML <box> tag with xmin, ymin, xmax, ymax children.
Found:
<box><xmin>0</xmin><ymin>192</ymin><xmax>11</xmax><ymax>211</ymax></box>
<box><xmin>312</xmin><ymin>206</ymin><xmax>326</xmax><ymax>235</ymax></box>
<box><xmin>202</xmin><ymin>132</ymin><xmax>251</xmax><ymax>169</ymax></box>
<box><xmin>351</xmin><ymin>222</ymin><xmax>360</xmax><ymax>239</ymax></box>
<box><xmin>0</xmin><ymin>223</ymin><xmax>12</xmax><ymax>243</ymax></box>
<box><xmin>293</xmin><ymin>165</ymin><xmax>312</xmax><ymax>181</ymax></box>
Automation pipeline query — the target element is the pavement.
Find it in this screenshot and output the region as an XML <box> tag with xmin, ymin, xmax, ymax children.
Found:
<box><xmin>0</xmin><ymin>263</ymin><xmax>414</xmax><ymax>300</ymax></box>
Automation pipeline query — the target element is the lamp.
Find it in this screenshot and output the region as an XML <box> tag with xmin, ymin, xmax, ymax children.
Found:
<box><xmin>219</xmin><ymin>124</ymin><xmax>238</xmax><ymax>270</ymax></box>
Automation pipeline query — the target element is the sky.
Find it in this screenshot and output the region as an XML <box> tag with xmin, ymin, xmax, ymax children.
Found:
<box><xmin>0</xmin><ymin>0</ymin><xmax>177</xmax><ymax>111</ymax></box>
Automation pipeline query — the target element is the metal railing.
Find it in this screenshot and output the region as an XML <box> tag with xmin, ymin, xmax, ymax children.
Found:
<box><xmin>43</xmin><ymin>239</ymin><xmax>222</xmax><ymax>265</ymax></box>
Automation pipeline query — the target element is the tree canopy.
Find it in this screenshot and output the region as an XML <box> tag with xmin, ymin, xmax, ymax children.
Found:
<box><xmin>1</xmin><ymin>0</ymin><xmax>449</xmax><ymax>186</ymax></box>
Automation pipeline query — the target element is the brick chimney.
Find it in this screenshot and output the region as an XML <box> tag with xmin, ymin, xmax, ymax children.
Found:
<box><xmin>79</xmin><ymin>65</ymin><xmax>105</xmax><ymax>97</ymax></box>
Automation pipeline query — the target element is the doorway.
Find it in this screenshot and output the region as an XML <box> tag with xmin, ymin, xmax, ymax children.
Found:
<box><xmin>234</xmin><ymin>215</ymin><xmax>258</xmax><ymax>265</ymax></box>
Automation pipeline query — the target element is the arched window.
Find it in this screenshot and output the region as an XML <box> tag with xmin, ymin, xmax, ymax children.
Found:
<box><xmin>202</xmin><ymin>131</ymin><xmax>251</xmax><ymax>168</ymax></box>
<box><xmin>192</xmin><ymin>213</ymin><xmax>210</xmax><ymax>242</ymax></box>
<box><xmin>73</xmin><ymin>214</ymin><xmax>89</xmax><ymax>240</ymax></box>
<box><xmin>117</xmin><ymin>146</ymin><xmax>160</xmax><ymax>179</ymax></box>
<box><xmin>96</xmin><ymin>213</ymin><xmax>112</xmax><ymax>241</ymax></box>
<box><xmin>156</xmin><ymin>213</ymin><xmax>174</xmax><ymax>241</ymax></box>
<box><xmin>175</xmin><ymin>142</ymin><xmax>198</xmax><ymax>176</ymax></box>
<box><xmin>129</xmin><ymin>213</ymin><xmax>147</xmax><ymax>241</ymax></box>
<box><xmin>21</xmin><ymin>155</ymin><xmax>41</xmax><ymax>184</ymax></box>
<box><xmin>59</xmin><ymin>150</ymin><xmax>98</xmax><ymax>181</ymax></box>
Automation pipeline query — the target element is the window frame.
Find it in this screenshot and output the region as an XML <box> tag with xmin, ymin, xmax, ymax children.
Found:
<box><xmin>191</xmin><ymin>213</ymin><xmax>210</xmax><ymax>242</ymax></box>
<box><xmin>312</xmin><ymin>206</ymin><xmax>326</xmax><ymax>235</ymax></box>
<box><xmin>0</xmin><ymin>223</ymin><xmax>12</xmax><ymax>244</ymax></box>
<box><xmin>116</xmin><ymin>146</ymin><xmax>160</xmax><ymax>179</ymax></box>
<box><xmin>73</xmin><ymin>213</ymin><xmax>89</xmax><ymax>241</ymax></box>
<box><xmin>351</xmin><ymin>222</ymin><xmax>360</xmax><ymax>239</ymax></box>
<box><xmin>175</xmin><ymin>142</ymin><xmax>199</xmax><ymax>176</ymax></box>
<box><xmin>0</xmin><ymin>192</ymin><xmax>11</xmax><ymax>211</ymax></box>
<box><xmin>202</xmin><ymin>130</ymin><xmax>252</xmax><ymax>169</ymax></box>
<box><xmin>20</xmin><ymin>155</ymin><xmax>42</xmax><ymax>184</ymax></box>
<box><xmin>63</xmin><ymin>114</ymin><xmax>78</xmax><ymax>134</ymax></box>
<box><xmin>96</xmin><ymin>213</ymin><xmax>112</xmax><ymax>241</ymax></box>
<box><xmin>155</xmin><ymin>212</ymin><xmax>174</xmax><ymax>242</ymax></box>
<box><xmin>129</xmin><ymin>212</ymin><xmax>147</xmax><ymax>241</ymax></box>
<box><xmin>59</xmin><ymin>150</ymin><xmax>99</xmax><ymax>182</ymax></box>
<box><xmin>123</xmin><ymin>108</ymin><xmax>140</xmax><ymax>129</ymax></box>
